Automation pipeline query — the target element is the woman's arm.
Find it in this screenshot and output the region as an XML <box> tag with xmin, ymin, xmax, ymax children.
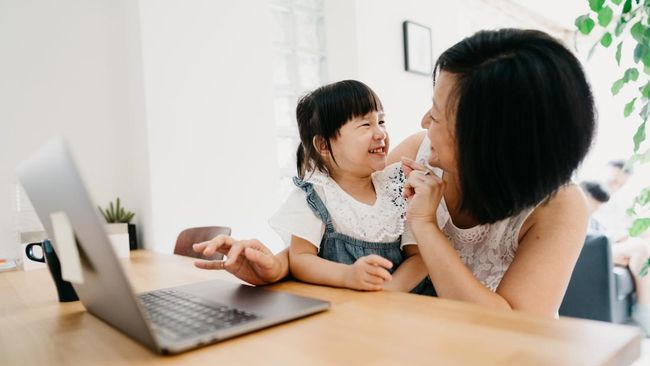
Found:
<box><xmin>383</xmin><ymin>245</ymin><xmax>428</xmax><ymax>292</ymax></box>
<box><xmin>403</xmin><ymin>158</ymin><xmax>588</xmax><ymax>316</ymax></box>
<box><xmin>495</xmin><ymin>184</ymin><xmax>588</xmax><ymax>315</ymax></box>
<box><xmin>411</xmin><ymin>184</ymin><xmax>588</xmax><ymax>316</ymax></box>
<box><xmin>193</xmin><ymin>235</ymin><xmax>289</xmax><ymax>285</ymax></box>
<box><xmin>387</xmin><ymin>131</ymin><xmax>427</xmax><ymax>165</ymax></box>
<box><xmin>289</xmin><ymin>235</ymin><xmax>394</xmax><ymax>291</ymax></box>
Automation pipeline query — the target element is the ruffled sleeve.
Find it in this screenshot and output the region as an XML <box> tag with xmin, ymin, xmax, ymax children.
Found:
<box><xmin>268</xmin><ymin>187</ymin><xmax>325</xmax><ymax>249</ymax></box>
<box><xmin>400</xmin><ymin>225</ymin><xmax>416</xmax><ymax>248</ymax></box>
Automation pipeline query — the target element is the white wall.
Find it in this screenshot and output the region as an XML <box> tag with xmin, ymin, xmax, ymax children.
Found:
<box><xmin>137</xmin><ymin>0</ymin><xmax>469</xmax><ymax>254</ymax></box>
<box><xmin>324</xmin><ymin>0</ymin><xmax>645</xmax><ymax>193</ymax></box>
<box><xmin>6</xmin><ymin>0</ymin><xmax>616</xmax><ymax>260</ymax></box>
<box><xmin>325</xmin><ymin>0</ymin><xmax>468</xmax><ymax>146</ymax></box>
<box><xmin>138</xmin><ymin>0</ymin><xmax>282</xmax><ymax>253</ymax></box>
<box><xmin>0</xmin><ymin>0</ymin><xmax>150</xmax><ymax>258</ymax></box>
<box><xmin>0</xmin><ymin>0</ymin><xmax>471</xmax><ymax>259</ymax></box>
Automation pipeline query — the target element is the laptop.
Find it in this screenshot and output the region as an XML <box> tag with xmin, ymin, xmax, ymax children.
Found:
<box><xmin>16</xmin><ymin>137</ymin><xmax>330</xmax><ymax>354</ymax></box>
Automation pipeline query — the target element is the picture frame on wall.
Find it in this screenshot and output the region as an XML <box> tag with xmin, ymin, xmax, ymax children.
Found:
<box><xmin>402</xmin><ymin>21</ymin><xmax>433</xmax><ymax>75</ymax></box>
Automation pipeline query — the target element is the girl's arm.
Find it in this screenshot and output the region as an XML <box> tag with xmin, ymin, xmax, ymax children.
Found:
<box><xmin>381</xmin><ymin>131</ymin><xmax>429</xmax><ymax>292</ymax></box>
<box><xmin>387</xmin><ymin>131</ymin><xmax>427</xmax><ymax>165</ymax></box>
<box><xmin>289</xmin><ymin>235</ymin><xmax>394</xmax><ymax>291</ymax></box>
<box><xmin>383</xmin><ymin>245</ymin><xmax>428</xmax><ymax>292</ymax></box>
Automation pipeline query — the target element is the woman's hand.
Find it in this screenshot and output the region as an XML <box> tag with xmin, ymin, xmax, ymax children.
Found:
<box><xmin>401</xmin><ymin>158</ymin><xmax>445</xmax><ymax>226</ymax></box>
<box><xmin>343</xmin><ymin>255</ymin><xmax>393</xmax><ymax>291</ymax></box>
<box><xmin>192</xmin><ymin>235</ymin><xmax>287</xmax><ymax>285</ymax></box>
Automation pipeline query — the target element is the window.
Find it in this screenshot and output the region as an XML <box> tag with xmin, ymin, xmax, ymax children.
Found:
<box><xmin>269</xmin><ymin>0</ymin><xmax>328</xmax><ymax>198</ymax></box>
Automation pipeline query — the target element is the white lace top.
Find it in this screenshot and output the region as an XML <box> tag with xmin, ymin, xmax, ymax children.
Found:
<box><xmin>269</xmin><ymin>162</ymin><xmax>415</xmax><ymax>249</ymax></box>
<box><xmin>415</xmin><ymin>138</ymin><xmax>537</xmax><ymax>291</ymax></box>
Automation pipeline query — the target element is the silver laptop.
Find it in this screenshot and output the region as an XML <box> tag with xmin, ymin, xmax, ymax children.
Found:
<box><xmin>16</xmin><ymin>137</ymin><xmax>330</xmax><ymax>354</ymax></box>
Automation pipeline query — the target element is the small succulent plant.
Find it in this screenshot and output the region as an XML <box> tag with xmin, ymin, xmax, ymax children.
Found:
<box><xmin>98</xmin><ymin>197</ymin><xmax>135</xmax><ymax>223</ymax></box>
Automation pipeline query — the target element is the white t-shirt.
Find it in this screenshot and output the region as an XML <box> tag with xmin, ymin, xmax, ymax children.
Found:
<box><xmin>269</xmin><ymin>162</ymin><xmax>416</xmax><ymax>250</ymax></box>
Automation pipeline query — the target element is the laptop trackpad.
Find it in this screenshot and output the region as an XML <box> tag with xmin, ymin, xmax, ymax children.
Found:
<box><xmin>171</xmin><ymin>280</ymin><xmax>329</xmax><ymax>319</ymax></box>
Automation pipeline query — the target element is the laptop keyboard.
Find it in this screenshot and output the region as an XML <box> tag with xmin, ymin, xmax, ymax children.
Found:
<box><xmin>138</xmin><ymin>289</ymin><xmax>260</xmax><ymax>340</ymax></box>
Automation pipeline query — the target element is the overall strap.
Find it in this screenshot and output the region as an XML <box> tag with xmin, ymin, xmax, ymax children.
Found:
<box><xmin>292</xmin><ymin>176</ymin><xmax>335</xmax><ymax>233</ymax></box>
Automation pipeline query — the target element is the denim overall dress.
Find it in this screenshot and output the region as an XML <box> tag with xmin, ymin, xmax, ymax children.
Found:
<box><xmin>293</xmin><ymin>177</ymin><xmax>436</xmax><ymax>296</ymax></box>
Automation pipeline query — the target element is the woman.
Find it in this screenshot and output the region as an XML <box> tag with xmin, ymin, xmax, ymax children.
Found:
<box><xmin>193</xmin><ymin>29</ymin><xmax>595</xmax><ymax>317</ymax></box>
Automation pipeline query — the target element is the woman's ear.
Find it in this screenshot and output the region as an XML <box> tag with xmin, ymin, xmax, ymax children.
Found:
<box><xmin>312</xmin><ymin>136</ymin><xmax>329</xmax><ymax>157</ymax></box>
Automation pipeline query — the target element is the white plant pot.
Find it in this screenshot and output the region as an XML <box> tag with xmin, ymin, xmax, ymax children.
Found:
<box><xmin>105</xmin><ymin>223</ymin><xmax>130</xmax><ymax>258</ymax></box>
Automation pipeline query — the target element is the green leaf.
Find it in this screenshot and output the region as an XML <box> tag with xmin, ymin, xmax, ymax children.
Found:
<box><xmin>601</xmin><ymin>32</ymin><xmax>613</xmax><ymax>47</ymax></box>
<box><xmin>632</xmin><ymin>21</ymin><xmax>645</xmax><ymax>42</ymax></box>
<box><xmin>632</xmin><ymin>186</ymin><xmax>650</xmax><ymax>206</ymax></box>
<box><xmin>590</xmin><ymin>0</ymin><xmax>605</xmax><ymax>11</ymax></box>
<box><xmin>636</xmin><ymin>149</ymin><xmax>650</xmax><ymax>163</ymax></box>
<box><xmin>634</xmin><ymin>43</ymin><xmax>649</xmax><ymax>63</ymax></box>
<box><xmin>612</xmin><ymin>78</ymin><xmax>626</xmax><ymax>95</ymax></box>
<box><xmin>641</xmin><ymin>83</ymin><xmax>650</xmax><ymax>98</ymax></box>
<box><xmin>98</xmin><ymin>206</ymin><xmax>109</xmax><ymax>222</ymax></box>
<box><xmin>616</xmin><ymin>18</ymin><xmax>628</xmax><ymax>36</ymax></box>
<box><xmin>598</xmin><ymin>6</ymin><xmax>614</xmax><ymax>27</ymax></box>
<box><xmin>612</xmin><ymin>0</ymin><xmax>623</xmax><ymax>4</ymax></box>
<box><xmin>623</xmin><ymin>0</ymin><xmax>633</xmax><ymax>13</ymax></box>
<box><xmin>109</xmin><ymin>202</ymin><xmax>115</xmax><ymax>222</ymax></box>
<box><xmin>642</xmin><ymin>51</ymin><xmax>650</xmax><ymax>68</ymax></box>
<box><xmin>576</xmin><ymin>15</ymin><xmax>596</xmax><ymax>35</ymax></box>
<box><xmin>629</xmin><ymin>217</ymin><xmax>650</xmax><ymax>237</ymax></box>
<box><xmin>640</xmin><ymin>101</ymin><xmax>650</xmax><ymax>121</ymax></box>
<box><xmin>640</xmin><ymin>259</ymin><xmax>650</xmax><ymax>277</ymax></box>
<box><xmin>625</xmin><ymin>67</ymin><xmax>640</xmax><ymax>81</ymax></box>
<box><xmin>616</xmin><ymin>42</ymin><xmax>624</xmax><ymax>65</ymax></box>
<box><xmin>625</xmin><ymin>98</ymin><xmax>638</xmax><ymax>117</ymax></box>
<box><xmin>633</xmin><ymin>120</ymin><xmax>647</xmax><ymax>152</ymax></box>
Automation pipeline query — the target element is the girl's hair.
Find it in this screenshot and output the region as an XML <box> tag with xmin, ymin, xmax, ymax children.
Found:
<box><xmin>295</xmin><ymin>80</ymin><xmax>383</xmax><ymax>178</ymax></box>
<box><xmin>434</xmin><ymin>29</ymin><xmax>596</xmax><ymax>224</ymax></box>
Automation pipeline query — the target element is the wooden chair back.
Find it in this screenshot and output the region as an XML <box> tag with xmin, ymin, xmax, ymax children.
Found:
<box><xmin>173</xmin><ymin>226</ymin><xmax>231</xmax><ymax>260</ymax></box>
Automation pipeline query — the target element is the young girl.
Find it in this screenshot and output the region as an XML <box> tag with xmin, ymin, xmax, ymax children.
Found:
<box><xmin>270</xmin><ymin>80</ymin><xmax>434</xmax><ymax>293</ymax></box>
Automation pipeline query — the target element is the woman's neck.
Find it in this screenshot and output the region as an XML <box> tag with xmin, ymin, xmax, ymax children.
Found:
<box><xmin>329</xmin><ymin>170</ymin><xmax>376</xmax><ymax>205</ymax></box>
<box><xmin>442</xmin><ymin>172</ymin><xmax>480</xmax><ymax>229</ymax></box>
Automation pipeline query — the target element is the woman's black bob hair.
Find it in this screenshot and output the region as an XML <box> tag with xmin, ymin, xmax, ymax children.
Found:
<box><xmin>434</xmin><ymin>29</ymin><xmax>595</xmax><ymax>224</ymax></box>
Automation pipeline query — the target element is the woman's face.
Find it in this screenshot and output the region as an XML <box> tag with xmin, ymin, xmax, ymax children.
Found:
<box><xmin>421</xmin><ymin>71</ymin><xmax>458</xmax><ymax>174</ymax></box>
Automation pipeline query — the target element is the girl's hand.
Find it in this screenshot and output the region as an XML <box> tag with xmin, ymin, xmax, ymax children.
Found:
<box><xmin>193</xmin><ymin>235</ymin><xmax>285</xmax><ymax>285</ymax></box>
<box><xmin>344</xmin><ymin>255</ymin><xmax>393</xmax><ymax>291</ymax></box>
<box><xmin>401</xmin><ymin>157</ymin><xmax>445</xmax><ymax>226</ymax></box>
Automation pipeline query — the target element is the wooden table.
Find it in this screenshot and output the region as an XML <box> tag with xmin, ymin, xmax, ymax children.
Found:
<box><xmin>0</xmin><ymin>250</ymin><xmax>642</xmax><ymax>365</ymax></box>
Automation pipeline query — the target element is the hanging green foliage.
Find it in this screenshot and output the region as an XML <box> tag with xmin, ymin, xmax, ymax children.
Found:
<box><xmin>576</xmin><ymin>0</ymin><xmax>650</xmax><ymax>275</ymax></box>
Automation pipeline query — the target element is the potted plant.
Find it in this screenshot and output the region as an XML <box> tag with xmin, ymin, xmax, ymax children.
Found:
<box><xmin>98</xmin><ymin>198</ymin><xmax>138</xmax><ymax>257</ymax></box>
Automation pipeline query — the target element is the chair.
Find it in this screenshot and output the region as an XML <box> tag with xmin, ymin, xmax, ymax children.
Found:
<box><xmin>173</xmin><ymin>226</ymin><xmax>231</xmax><ymax>260</ymax></box>
<box><xmin>559</xmin><ymin>234</ymin><xmax>636</xmax><ymax>323</ymax></box>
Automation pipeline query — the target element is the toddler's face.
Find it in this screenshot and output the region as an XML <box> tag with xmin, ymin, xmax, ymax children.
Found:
<box><xmin>327</xmin><ymin>110</ymin><xmax>389</xmax><ymax>176</ymax></box>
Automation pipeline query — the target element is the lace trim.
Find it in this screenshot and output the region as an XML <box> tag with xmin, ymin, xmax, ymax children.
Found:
<box><xmin>303</xmin><ymin>163</ymin><xmax>407</xmax><ymax>242</ymax></box>
<box><xmin>441</xmin><ymin>210</ymin><xmax>532</xmax><ymax>291</ymax></box>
